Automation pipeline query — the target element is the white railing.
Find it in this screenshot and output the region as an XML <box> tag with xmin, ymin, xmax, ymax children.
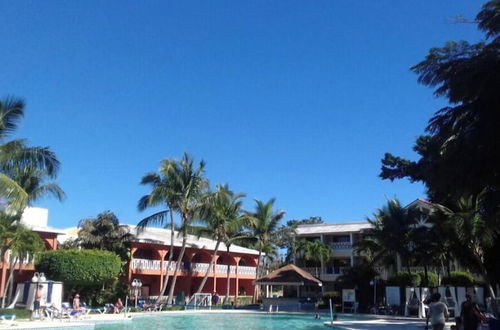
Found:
<box><xmin>191</xmin><ymin>262</ymin><xmax>210</xmax><ymax>273</ymax></box>
<box><xmin>239</xmin><ymin>266</ymin><xmax>256</xmax><ymax>275</ymax></box>
<box><xmin>131</xmin><ymin>258</ymin><xmax>161</xmax><ymax>270</ymax></box>
<box><xmin>215</xmin><ymin>264</ymin><xmax>228</xmax><ymax>274</ymax></box>
<box><xmin>131</xmin><ymin>259</ymin><xmax>256</xmax><ymax>276</ymax></box>
<box><xmin>330</xmin><ymin>242</ymin><xmax>352</xmax><ymax>249</ymax></box>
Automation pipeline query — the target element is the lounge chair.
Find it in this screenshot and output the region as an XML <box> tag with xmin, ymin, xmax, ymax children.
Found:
<box><xmin>82</xmin><ymin>302</ymin><xmax>105</xmax><ymax>314</ymax></box>
<box><xmin>0</xmin><ymin>314</ymin><xmax>16</xmax><ymax>326</ymax></box>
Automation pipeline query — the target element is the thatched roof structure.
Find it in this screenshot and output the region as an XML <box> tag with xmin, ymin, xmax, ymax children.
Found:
<box><xmin>254</xmin><ymin>264</ymin><xmax>322</xmax><ymax>287</ymax></box>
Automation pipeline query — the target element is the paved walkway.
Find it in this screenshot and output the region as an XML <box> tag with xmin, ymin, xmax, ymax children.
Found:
<box><xmin>325</xmin><ymin>318</ymin><xmax>455</xmax><ymax>329</ymax></box>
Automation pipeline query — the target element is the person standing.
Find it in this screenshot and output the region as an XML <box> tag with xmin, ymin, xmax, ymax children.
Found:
<box><xmin>212</xmin><ymin>292</ymin><xmax>219</xmax><ymax>306</ymax></box>
<box><xmin>428</xmin><ymin>293</ymin><xmax>449</xmax><ymax>330</ymax></box>
<box><xmin>32</xmin><ymin>285</ymin><xmax>44</xmax><ymax>320</ymax></box>
<box><xmin>461</xmin><ymin>293</ymin><xmax>484</xmax><ymax>330</ymax></box>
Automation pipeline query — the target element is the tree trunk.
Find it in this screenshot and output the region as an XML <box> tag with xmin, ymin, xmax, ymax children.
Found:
<box><xmin>253</xmin><ymin>250</ymin><xmax>262</xmax><ymax>303</ymax></box>
<box><xmin>187</xmin><ymin>240</ymin><xmax>221</xmax><ymax>305</ymax></box>
<box><xmin>155</xmin><ymin>208</ymin><xmax>175</xmax><ymax>304</ymax></box>
<box><xmin>225</xmin><ymin>246</ymin><xmax>231</xmax><ymax>304</ymax></box>
<box><xmin>1</xmin><ymin>257</ymin><xmax>18</xmax><ymax>308</ymax></box>
<box><xmin>167</xmin><ymin>235</ymin><xmax>187</xmax><ymax>305</ymax></box>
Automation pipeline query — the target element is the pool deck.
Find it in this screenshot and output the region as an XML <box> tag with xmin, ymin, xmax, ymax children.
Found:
<box><xmin>324</xmin><ymin>315</ymin><xmax>456</xmax><ymax>330</ymax></box>
<box><xmin>0</xmin><ymin>310</ymin><xmax>456</xmax><ymax>330</ymax></box>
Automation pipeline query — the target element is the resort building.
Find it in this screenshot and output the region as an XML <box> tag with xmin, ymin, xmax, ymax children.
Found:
<box><xmin>128</xmin><ymin>226</ymin><xmax>259</xmax><ymax>300</ymax></box>
<box><xmin>294</xmin><ymin>199</ymin><xmax>435</xmax><ymax>291</ymax></box>
<box><xmin>0</xmin><ymin>207</ymin><xmax>64</xmax><ymax>299</ymax></box>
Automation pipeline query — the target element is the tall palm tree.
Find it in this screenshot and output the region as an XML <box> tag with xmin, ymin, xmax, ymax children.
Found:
<box><xmin>0</xmin><ymin>97</ymin><xmax>60</xmax><ymax>210</ymax></box>
<box><xmin>165</xmin><ymin>154</ymin><xmax>207</xmax><ymax>305</ymax></box>
<box><xmin>138</xmin><ymin>153</ymin><xmax>207</xmax><ymax>305</ymax></box>
<box><xmin>245</xmin><ymin>198</ymin><xmax>285</xmax><ymax>302</ymax></box>
<box><xmin>137</xmin><ymin>159</ymin><xmax>179</xmax><ymax>302</ymax></box>
<box><xmin>0</xmin><ymin>222</ymin><xmax>44</xmax><ymax>308</ymax></box>
<box><xmin>433</xmin><ymin>192</ymin><xmax>498</xmax><ymax>300</ymax></box>
<box><xmin>78</xmin><ymin>211</ymin><xmax>134</xmax><ymax>260</ymax></box>
<box><xmin>356</xmin><ymin>199</ymin><xmax>418</xmax><ymax>276</ymax></box>
<box><xmin>189</xmin><ymin>184</ymin><xmax>246</xmax><ymax>301</ymax></box>
<box><xmin>223</xmin><ymin>219</ymin><xmax>251</xmax><ymax>303</ymax></box>
<box><xmin>297</xmin><ymin>239</ymin><xmax>332</xmax><ymax>269</ymax></box>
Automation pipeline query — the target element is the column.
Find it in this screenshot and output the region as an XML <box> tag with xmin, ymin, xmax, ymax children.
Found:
<box><xmin>158</xmin><ymin>249</ymin><xmax>167</xmax><ymax>293</ymax></box>
<box><xmin>349</xmin><ymin>233</ymin><xmax>354</xmax><ymax>266</ymax></box>
<box><xmin>234</xmin><ymin>257</ymin><xmax>241</xmax><ymax>299</ymax></box>
<box><xmin>213</xmin><ymin>255</ymin><xmax>220</xmax><ymax>292</ymax></box>
<box><xmin>128</xmin><ymin>247</ymin><xmax>138</xmax><ymax>283</ymax></box>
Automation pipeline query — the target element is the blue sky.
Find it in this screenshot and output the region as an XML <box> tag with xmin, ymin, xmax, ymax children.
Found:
<box><xmin>0</xmin><ymin>1</ymin><xmax>484</xmax><ymax>229</ymax></box>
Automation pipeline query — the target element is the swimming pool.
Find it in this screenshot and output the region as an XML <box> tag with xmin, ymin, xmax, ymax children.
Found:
<box><xmin>94</xmin><ymin>312</ymin><xmax>365</xmax><ymax>330</ymax></box>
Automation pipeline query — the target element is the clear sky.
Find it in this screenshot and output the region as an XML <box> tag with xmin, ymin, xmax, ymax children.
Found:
<box><xmin>0</xmin><ymin>1</ymin><xmax>484</xmax><ymax>229</ymax></box>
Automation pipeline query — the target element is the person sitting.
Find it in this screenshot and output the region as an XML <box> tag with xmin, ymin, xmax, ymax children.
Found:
<box><xmin>71</xmin><ymin>294</ymin><xmax>84</xmax><ymax>318</ymax></box>
<box><xmin>114</xmin><ymin>298</ymin><xmax>124</xmax><ymax>313</ymax></box>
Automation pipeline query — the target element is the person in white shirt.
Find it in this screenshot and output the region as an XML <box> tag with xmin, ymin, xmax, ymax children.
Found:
<box><xmin>428</xmin><ymin>292</ymin><xmax>449</xmax><ymax>330</ymax></box>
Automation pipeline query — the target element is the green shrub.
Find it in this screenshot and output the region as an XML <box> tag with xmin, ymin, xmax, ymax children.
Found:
<box><xmin>418</xmin><ymin>272</ymin><xmax>439</xmax><ymax>287</ymax></box>
<box><xmin>441</xmin><ymin>271</ymin><xmax>475</xmax><ymax>287</ymax></box>
<box><xmin>35</xmin><ymin>249</ymin><xmax>121</xmax><ymax>287</ymax></box>
<box><xmin>387</xmin><ymin>272</ymin><xmax>421</xmax><ymax>287</ymax></box>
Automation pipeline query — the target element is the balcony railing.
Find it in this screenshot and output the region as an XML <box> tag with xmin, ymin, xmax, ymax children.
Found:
<box><xmin>330</xmin><ymin>242</ymin><xmax>352</xmax><ymax>250</ymax></box>
<box><xmin>131</xmin><ymin>259</ymin><xmax>256</xmax><ymax>276</ymax></box>
<box><xmin>303</xmin><ymin>266</ymin><xmax>350</xmax><ymax>276</ymax></box>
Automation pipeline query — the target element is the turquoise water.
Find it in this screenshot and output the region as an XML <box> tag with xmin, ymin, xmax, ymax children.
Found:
<box><xmin>94</xmin><ymin>312</ymin><xmax>366</xmax><ymax>330</ymax></box>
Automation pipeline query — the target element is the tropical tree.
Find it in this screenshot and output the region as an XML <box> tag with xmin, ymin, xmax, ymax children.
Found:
<box><xmin>0</xmin><ymin>222</ymin><xmax>44</xmax><ymax>308</ymax></box>
<box><xmin>380</xmin><ymin>1</ymin><xmax>500</xmax><ymax>204</ymax></box>
<box><xmin>297</xmin><ymin>239</ymin><xmax>332</xmax><ymax>268</ymax></box>
<box><xmin>137</xmin><ymin>159</ymin><xmax>179</xmax><ymax>302</ymax></box>
<box><xmin>138</xmin><ymin>153</ymin><xmax>207</xmax><ymax>305</ymax></box>
<box><xmin>275</xmin><ymin>216</ymin><xmax>324</xmax><ymax>263</ymax></box>
<box><xmin>433</xmin><ymin>192</ymin><xmax>498</xmax><ymax>299</ymax></box>
<box><xmin>77</xmin><ymin>211</ymin><xmax>134</xmax><ymax>260</ymax></box>
<box><xmin>245</xmin><ymin>198</ymin><xmax>285</xmax><ymax>302</ymax></box>
<box><xmin>356</xmin><ymin>199</ymin><xmax>418</xmax><ymax>275</ymax></box>
<box><xmin>0</xmin><ymin>96</ymin><xmax>60</xmax><ymax>210</ymax></box>
<box><xmin>188</xmin><ymin>184</ymin><xmax>246</xmax><ymax>301</ymax></box>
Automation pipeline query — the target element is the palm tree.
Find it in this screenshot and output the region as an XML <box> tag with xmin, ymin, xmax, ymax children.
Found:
<box><xmin>222</xmin><ymin>219</ymin><xmax>251</xmax><ymax>303</ymax></box>
<box><xmin>138</xmin><ymin>153</ymin><xmax>207</xmax><ymax>305</ymax></box>
<box><xmin>356</xmin><ymin>199</ymin><xmax>418</xmax><ymax>276</ymax></box>
<box><xmin>245</xmin><ymin>198</ymin><xmax>285</xmax><ymax>302</ymax></box>
<box><xmin>189</xmin><ymin>184</ymin><xmax>246</xmax><ymax>301</ymax></box>
<box><xmin>78</xmin><ymin>211</ymin><xmax>134</xmax><ymax>260</ymax></box>
<box><xmin>433</xmin><ymin>192</ymin><xmax>498</xmax><ymax>300</ymax></box>
<box><xmin>297</xmin><ymin>239</ymin><xmax>332</xmax><ymax>270</ymax></box>
<box><xmin>165</xmin><ymin>154</ymin><xmax>207</xmax><ymax>305</ymax></box>
<box><xmin>0</xmin><ymin>97</ymin><xmax>60</xmax><ymax>210</ymax></box>
<box><xmin>0</xmin><ymin>221</ymin><xmax>44</xmax><ymax>308</ymax></box>
<box><xmin>137</xmin><ymin>159</ymin><xmax>179</xmax><ymax>302</ymax></box>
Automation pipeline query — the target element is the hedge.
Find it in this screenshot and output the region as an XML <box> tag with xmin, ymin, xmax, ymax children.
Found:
<box><xmin>441</xmin><ymin>271</ymin><xmax>475</xmax><ymax>287</ymax></box>
<box><xmin>387</xmin><ymin>272</ymin><xmax>421</xmax><ymax>287</ymax></box>
<box><xmin>418</xmin><ymin>272</ymin><xmax>439</xmax><ymax>287</ymax></box>
<box><xmin>35</xmin><ymin>249</ymin><xmax>121</xmax><ymax>287</ymax></box>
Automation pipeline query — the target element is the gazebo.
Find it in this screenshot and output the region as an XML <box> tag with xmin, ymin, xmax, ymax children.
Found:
<box><xmin>254</xmin><ymin>264</ymin><xmax>322</xmax><ymax>310</ymax></box>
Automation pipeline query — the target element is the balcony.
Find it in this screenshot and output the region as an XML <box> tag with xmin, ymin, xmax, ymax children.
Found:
<box><xmin>303</xmin><ymin>266</ymin><xmax>350</xmax><ymax>277</ymax></box>
<box><xmin>130</xmin><ymin>259</ymin><xmax>256</xmax><ymax>276</ymax></box>
<box><xmin>330</xmin><ymin>242</ymin><xmax>352</xmax><ymax>250</ymax></box>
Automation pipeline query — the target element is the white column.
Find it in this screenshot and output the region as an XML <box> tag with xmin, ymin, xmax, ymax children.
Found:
<box><xmin>349</xmin><ymin>233</ymin><xmax>354</xmax><ymax>266</ymax></box>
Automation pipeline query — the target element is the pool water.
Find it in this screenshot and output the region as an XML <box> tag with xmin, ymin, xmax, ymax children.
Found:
<box><xmin>94</xmin><ymin>312</ymin><xmax>365</xmax><ymax>330</ymax></box>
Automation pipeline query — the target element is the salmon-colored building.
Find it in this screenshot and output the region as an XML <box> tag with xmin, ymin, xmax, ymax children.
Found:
<box><xmin>0</xmin><ymin>208</ymin><xmax>64</xmax><ymax>299</ymax></box>
<box><xmin>128</xmin><ymin>226</ymin><xmax>259</xmax><ymax>300</ymax></box>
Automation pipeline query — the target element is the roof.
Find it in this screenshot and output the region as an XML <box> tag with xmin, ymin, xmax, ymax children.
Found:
<box><xmin>129</xmin><ymin>226</ymin><xmax>261</xmax><ymax>256</ymax></box>
<box><xmin>58</xmin><ymin>225</ymin><xmax>260</xmax><ymax>255</ymax></box>
<box><xmin>295</xmin><ymin>222</ymin><xmax>372</xmax><ymax>236</ymax></box>
<box><xmin>254</xmin><ymin>264</ymin><xmax>322</xmax><ymax>286</ymax></box>
<box><xmin>29</xmin><ymin>225</ymin><xmax>67</xmax><ymax>235</ymax></box>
